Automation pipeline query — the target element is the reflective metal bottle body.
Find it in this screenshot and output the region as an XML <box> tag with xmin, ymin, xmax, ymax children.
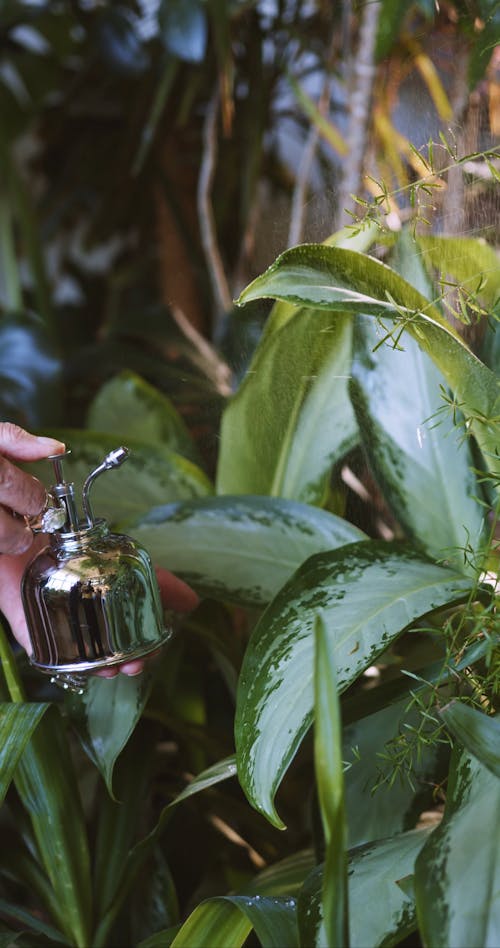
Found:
<box><xmin>22</xmin><ymin>447</ymin><xmax>170</xmax><ymax>691</ymax></box>
<box><xmin>22</xmin><ymin>522</ymin><xmax>166</xmax><ymax>674</ymax></box>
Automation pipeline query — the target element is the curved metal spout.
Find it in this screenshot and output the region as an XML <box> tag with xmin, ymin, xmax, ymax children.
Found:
<box><xmin>82</xmin><ymin>447</ymin><xmax>130</xmax><ymax>526</ymax></box>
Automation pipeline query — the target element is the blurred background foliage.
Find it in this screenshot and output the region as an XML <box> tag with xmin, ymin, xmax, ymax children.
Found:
<box><xmin>0</xmin><ymin>1</ymin><xmax>499</xmax><ymax>945</ymax></box>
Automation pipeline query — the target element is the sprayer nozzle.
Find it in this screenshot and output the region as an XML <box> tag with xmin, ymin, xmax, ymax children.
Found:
<box><xmin>103</xmin><ymin>447</ymin><xmax>130</xmax><ymax>469</ymax></box>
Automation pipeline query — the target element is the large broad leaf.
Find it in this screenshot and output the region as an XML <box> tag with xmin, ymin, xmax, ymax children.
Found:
<box><xmin>344</xmin><ymin>698</ymin><xmax>439</xmax><ymax>848</ymax></box>
<box><xmin>351</xmin><ymin>314</ymin><xmax>486</xmax><ymax>563</ymax></box>
<box><xmin>314</xmin><ymin>616</ymin><xmax>348</xmax><ymax>947</ymax></box>
<box><xmin>26</xmin><ymin>429</ymin><xmax>212</xmax><ymax>524</ymax></box>
<box><xmin>0</xmin><ymin>703</ymin><xmax>48</xmax><ymax>806</ymax></box>
<box><xmin>440</xmin><ymin>702</ymin><xmax>500</xmax><ymax>779</ymax></box>
<box><xmin>299</xmin><ymin>828</ymin><xmax>431</xmax><ymax>948</ymax></box>
<box><xmin>66</xmin><ymin>673</ymin><xmax>153</xmax><ymax>797</ymax></box>
<box><xmin>235</xmin><ymin>540</ymin><xmax>475</xmax><ymax>827</ymax></box>
<box><xmin>417</xmin><ymin>235</ymin><xmax>500</xmax><ymax>312</ymax></box>
<box><xmin>217</xmin><ymin>308</ymin><xmax>358</xmax><ymax>505</ymax></box>
<box><xmin>86</xmin><ymin>370</ymin><xmax>199</xmax><ymax>463</ymax></box>
<box><xmin>415</xmin><ymin>746</ymin><xmax>500</xmax><ymax>946</ymax></box>
<box><xmin>123</xmin><ymin>496</ymin><xmax>366</xmax><ymax>607</ymax></box>
<box><xmin>237</xmin><ymin>245</ymin><xmax>500</xmax><ymax>479</ymax></box>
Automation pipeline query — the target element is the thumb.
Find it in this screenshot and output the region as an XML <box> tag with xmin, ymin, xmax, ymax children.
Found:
<box><xmin>0</xmin><ymin>423</ymin><xmax>65</xmax><ymax>462</ymax></box>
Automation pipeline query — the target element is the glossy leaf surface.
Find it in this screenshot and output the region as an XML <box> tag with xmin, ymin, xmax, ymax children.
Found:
<box><xmin>67</xmin><ymin>673</ymin><xmax>152</xmax><ymax>796</ymax></box>
<box><xmin>237</xmin><ymin>245</ymin><xmax>500</xmax><ymax>478</ymax></box>
<box><xmin>314</xmin><ymin>616</ymin><xmax>348</xmax><ymax>947</ymax></box>
<box><xmin>172</xmin><ymin>896</ymin><xmax>298</xmax><ymax>948</ymax></box>
<box><xmin>440</xmin><ymin>702</ymin><xmax>500</xmax><ymax>778</ymax></box>
<box><xmin>351</xmin><ymin>314</ymin><xmax>485</xmax><ymax>562</ymax></box>
<box><xmin>124</xmin><ymin>495</ymin><xmax>366</xmax><ymax>606</ymax></box>
<box><xmin>0</xmin><ymin>702</ymin><xmax>48</xmax><ymax>806</ymax></box>
<box><xmin>217</xmin><ymin>308</ymin><xmax>358</xmax><ymax>504</ymax></box>
<box><xmin>235</xmin><ymin>540</ymin><xmax>475</xmax><ymax>826</ymax></box>
<box><xmin>26</xmin><ymin>429</ymin><xmax>212</xmax><ymax>524</ymax></box>
<box><xmin>415</xmin><ymin>747</ymin><xmax>500</xmax><ymax>946</ymax></box>
<box><xmin>86</xmin><ymin>370</ymin><xmax>199</xmax><ymax>462</ymax></box>
<box><xmin>299</xmin><ymin>828</ymin><xmax>431</xmax><ymax>948</ymax></box>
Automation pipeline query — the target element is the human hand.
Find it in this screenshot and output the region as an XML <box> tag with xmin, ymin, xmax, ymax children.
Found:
<box><xmin>0</xmin><ymin>423</ymin><xmax>199</xmax><ymax>678</ymax></box>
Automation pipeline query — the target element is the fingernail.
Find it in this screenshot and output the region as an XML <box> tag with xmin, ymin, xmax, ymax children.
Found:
<box><xmin>36</xmin><ymin>437</ymin><xmax>66</xmax><ymax>451</ymax></box>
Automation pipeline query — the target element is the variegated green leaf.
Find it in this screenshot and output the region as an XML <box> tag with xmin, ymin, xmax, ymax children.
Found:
<box><xmin>235</xmin><ymin>541</ymin><xmax>475</xmax><ymax>826</ymax></box>
<box><xmin>351</xmin><ymin>315</ymin><xmax>486</xmax><ymax>564</ymax></box>
<box><xmin>440</xmin><ymin>702</ymin><xmax>500</xmax><ymax>778</ymax></box>
<box><xmin>299</xmin><ymin>828</ymin><xmax>431</xmax><ymax>948</ymax></box>
<box><xmin>415</xmin><ymin>747</ymin><xmax>500</xmax><ymax>946</ymax></box>
<box><xmin>217</xmin><ymin>308</ymin><xmax>358</xmax><ymax>505</ymax></box>
<box><xmin>237</xmin><ymin>245</ymin><xmax>500</xmax><ymax>480</ymax></box>
<box><xmin>86</xmin><ymin>370</ymin><xmax>199</xmax><ymax>462</ymax></box>
<box><xmin>124</xmin><ymin>495</ymin><xmax>366</xmax><ymax>606</ymax></box>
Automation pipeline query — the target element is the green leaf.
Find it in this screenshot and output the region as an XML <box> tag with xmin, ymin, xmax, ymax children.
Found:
<box><xmin>14</xmin><ymin>709</ymin><xmax>92</xmax><ymax>947</ymax></box>
<box><xmin>26</xmin><ymin>429</ymin><xmax>212</xmax><ymax>524</ymax></box>
<box><xmin>124</xmin><ymin>495</ymin><xmax>366</xmax><ymax>607</ymax></box>
<box><xmin>417</xmin><ymin>235</ymin><xmax>500</xmax><ymax>311</ymax></box>
<box><xmin>351</xmin><ymin>314</ymin><xmax>486</xmax><ymax>564</ymax></box>
<box><xmin>66</xmin><ymin>673</ymin><xmax>153</xmax><ymax>797</ymax></box>
<box><xmin>314</xmin><ymin>616</ymin><xmax>348</xmax><ymax>947</ymax></box>
<box><xmin>0</xmin><ymin>703</ymin><xmax>48</xmax><ymax>805</ymax></box>
<box><xmin>217</xmin><ymin>308</ymin><xmax>358</xmax><ymax>505</ymax></box>
<box><xmin>169</xmin><ymin>755</ymin><xmax>237</xmax><ymax>807</ymax></box>
<box><xmin>236</xmin><ymin>245</ymin><xmax>500</xmax><ymax>479</ymax></box>
<box><xmin>299</xmin><ymin>828</ymin><xmax>431</xmax><ymax>948</ymax></box>
<box><xmin>440</xmin><ymin>702</ymin><xmax>500</xmax><ymax>779</ymax></box>
<box><xmin>235</xmin><ymin>540</ymin><xmax>475</xmax><ymax>827</ymax></box>
<box><xmin>86</xmin><ymin>370</ymin><xmax>199</xmax><ymax>462</ymax></box>
<box><xmin>415</xmin><ymin>747</ymin><xmax>500</xmax><ymax>946</ymax></box>
<box><xmin>344</xmin><ymin>698</ymin><xmax>439</xmax><ymax>848</ymax></box>
<box><xmin>0</xmin><ymin>901</ymin><xmax>68</xmax><ymax>945</ymax></box>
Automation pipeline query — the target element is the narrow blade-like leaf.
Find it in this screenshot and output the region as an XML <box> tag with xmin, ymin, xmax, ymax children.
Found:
<box><xmin>314</xmin><ymin>616</ymin><xmax>348</xmax><ymax>946</ymax></box>
<box><xmin>235</xmin><ymin>540</ymin><xmax>475</xmax><ymax>826</ymax></box>
<box><xmin>0</xmin><ymin>703</ymin><xmax>48</xmax><ymax>805</ymax></box>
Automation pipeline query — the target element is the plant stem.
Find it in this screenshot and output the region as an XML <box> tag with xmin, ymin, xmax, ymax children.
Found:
<box><xmin>0</xmin><ymin>619</ymin><xmax>26</xmax><ymax>703</ymax></box>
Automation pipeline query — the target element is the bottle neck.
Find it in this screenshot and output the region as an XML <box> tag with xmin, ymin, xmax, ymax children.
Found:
<box><xmin>49</xmin><ymin>519</ymin><xmax>109</xmax><ymax>554</ymax></box>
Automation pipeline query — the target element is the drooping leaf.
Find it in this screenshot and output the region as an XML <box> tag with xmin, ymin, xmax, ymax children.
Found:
<box><xmin>86</xmin><ymin>370</ymin><xmax>200</xmax><ymax>462</ymax></box>
<box><xmin>235</xmin><ymin>540</ymin><xmax>475</xmax><ymax>826</ymax></box>
<box><xmin>217</xmin><ymin>308</ymin><xmax>358</xmax><ymax>505</ymax></box>
<box><xmin>123</xmin><ymin>495</ymin><xmax>366</xmax><ymax>607</ymax></box>
<box><xmin>171</xmin><ymin>896</ymin><xmax>298</xmax><ymax>948</ymax></box>
<box><xmin>351</xmin><ymin>314</ymin><xmax>486</xmax><ymax>564</ymax></box>
<box><xmin>66</xmin><ymin>672</ymin><xmax>153</xmax><ymax>797</ymax></box>
<box><xmin>0</xmin><ymin>900</ymin><xmax>68</xmax><ymax>945</ymax></box>
<box><xmin>299</xmin><ymin>828</ymin><xmax>431</xmax><ymax>948</ymax></box>
<box><xmin>314</xmin><ymin>616</ymin><xmax>348</xmax><ymax>947</ymax></box>
<box><xmin>169</xmin><ymin>755</ymin><xmax>237</xmax><ymax>807</ymax></box>
<box><xmin>0</xmin><ymin>702</ymin><xmax>48</xmax><ymax>805</ymax></box>
<box><xmin>26</xmin><ymin>429</ymin><xmax>212</xmax><ymax>524</ymax></box>
<box><xmin>236</xmin><ymin>245</ymin><xmax>500</xmax><ymax>480</ymax></box>
<box><xmin>440</xmin><ymin>702</ymin><xmax>500</xmax><ymax>779</ymax></box>
<box><xmin>415</xmin><ymin>746</ymin><xmax>500</xmax><ymax>946</ymax></box>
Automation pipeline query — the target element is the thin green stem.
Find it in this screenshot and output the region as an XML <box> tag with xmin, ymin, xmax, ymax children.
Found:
<box><xmin>0</xmin><ymin>619</ymin><xmax>26</xmax><ymax>703</ymax></box>
<box><xmin>0</xmin><ymin>191</ymin><xmax>22</xmax><ymax>311</ymax></box>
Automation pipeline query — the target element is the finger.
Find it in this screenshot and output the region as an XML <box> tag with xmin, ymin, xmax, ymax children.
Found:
<box><xmin>118</xmin><ymin>659</ymin><xmax>144</xmax><ymax>676</ymax></box>
<box><xmin>95</xmin><ymin>667</ymin><xmax>119</xmax><ymax>678</ymax></box>
<box><xmin>0</xmin><ymin>505</ymin><xmax>34</xmax><ymax>555</ymax></box>
<box><xmin>0</xmin><ymin>456</ymin><xmax>47</xmax><ymax>517</ymax></box>
<box><xmin>155</xmin><ymin>567</ymin><xmax>200</xmax><ymax>613</ymax></box>
<box><xmin>0</xmin><ymin>423</ymin><xmax>65</xmax><ymax>462</ymax></box>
